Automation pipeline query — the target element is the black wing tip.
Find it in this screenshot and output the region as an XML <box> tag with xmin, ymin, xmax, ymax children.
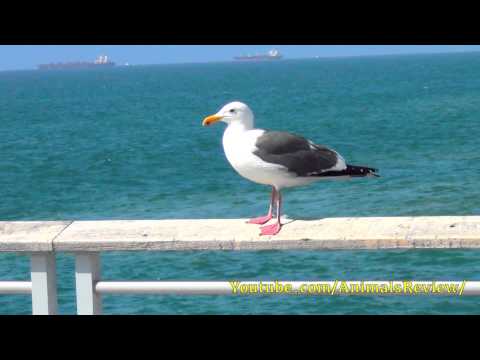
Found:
<box><xmin>369</xmin><ymin>167</ymin><xmax>380</xmax><ymax>177</ymax></box>
<box><xmin>371</xmin><ymin>168</ymin><xmax>381</xmax><ymax>178</ymax></box>
<box><xmin>307</xmin><ymin>165</ymin><xmax>380</xmax><ymax>178</ymax></box>
<box><xmin>347</xmin><ymin>165</ymin><xmax>380</xmax><ymax>178</ymax></box>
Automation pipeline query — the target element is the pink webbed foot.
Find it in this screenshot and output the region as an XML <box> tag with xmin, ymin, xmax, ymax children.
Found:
<box><xmin>247</xmin><ymin>214</ymin><xmax>273</xmax><ymax>225</ymax></box>
<box><xmin>260</xmin><ymin>222</ymin><xmax>282</xmax><ymax>236</ymax></box>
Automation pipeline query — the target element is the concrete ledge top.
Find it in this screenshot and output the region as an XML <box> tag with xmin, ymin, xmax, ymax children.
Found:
<box><xmin>2</xmin><ymin>217</ymin><xmax>480</xmax><ymax>252</ymax></box>
<box><xmin>0</xmin><ymin>221</ymin><xmax>72</xmax><ymax>252</ymax></box>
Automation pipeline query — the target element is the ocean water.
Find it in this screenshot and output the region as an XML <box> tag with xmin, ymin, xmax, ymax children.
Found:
<box><xmin>1</xmin><ymin>52</ymin><xmax>480</xmax><ymax>314</ymax></box>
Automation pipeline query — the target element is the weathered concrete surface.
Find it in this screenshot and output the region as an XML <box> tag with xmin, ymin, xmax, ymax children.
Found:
<box><xmin>2</xmin><ymin>217</ymin><xmax>480</xmax><ymax>252</ymax></box>
<box><xmin>0</xmin><ymin>221</ymin><xmax>72</xmax><ymax>252</ymax></box>
<box><xmin>50</xmin><ymin>217</ymin><xmax>480</xmax><ymax>251</ymax></box>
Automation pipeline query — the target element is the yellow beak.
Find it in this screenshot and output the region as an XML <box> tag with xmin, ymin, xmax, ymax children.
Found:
<box><xmin>202</xmin><ymin>114</ymin><xmax>224</xmax><ymax>127</ymax></box>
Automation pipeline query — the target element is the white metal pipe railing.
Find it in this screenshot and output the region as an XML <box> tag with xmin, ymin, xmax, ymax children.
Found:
<box><xmin>73</xmin><ymin>252</ymin><xmax>480</xmax><ymax>314</ymax></box>
<box><xmin>94</xmin><ymin>281</ymin><xmax>480</xmax><ymax>296</ymax></box>
<box><xmin>3</xmin><ymin>217</ymin><xmax>480</xmax><ymax>315</ymax></box>
<box><xmin>0</xmin><ymin>281</ymin><xmax>32</xmax><ymax>294</ymax></box>
<box><xmin>0</xmin><ymin>253</ymin><xmax>58</xmax><ymax>315</ymax></box>
<box><xmin>2</xmin><ymin>252</ymin><xmax>480</xmax><ymax>315</ymax></box>
<box><xmin>96</xmin><ymin>281</ymin><xmax>237</xmax><ymax>295</ymax></box>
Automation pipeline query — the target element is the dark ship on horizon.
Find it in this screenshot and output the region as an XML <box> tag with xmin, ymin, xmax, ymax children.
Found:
<box><xmin>38</xmin><ymin>55</ymin><xmax>115</xmax><ymax>70</ymax></box>
<box><xmin>234</xmin><ymin>49</ymin><xmax>283</xmax><ymax>61</ymax></box>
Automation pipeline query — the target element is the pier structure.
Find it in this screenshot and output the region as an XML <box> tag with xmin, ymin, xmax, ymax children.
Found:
<box><xmin>1</xmin><ymin>216</ymin><xmax>480</xmax><ymax>314</ymax></box>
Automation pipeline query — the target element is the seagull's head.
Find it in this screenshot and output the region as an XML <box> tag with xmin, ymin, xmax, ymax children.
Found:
<box><xmin>202</xmin><ymin>101</ymin><xmax>254</xmax><ymax>129</ymax></box>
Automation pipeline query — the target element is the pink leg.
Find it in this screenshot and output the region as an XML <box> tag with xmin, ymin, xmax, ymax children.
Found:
<box><xmin>260</xmin><ymin>190</ymin><xmax>282</xmax><ymax>236</ymax></box>
<box><xmin>247</xmin><ymin>187</ymin><xmax>276</xmax><ymax>225</ymax></box>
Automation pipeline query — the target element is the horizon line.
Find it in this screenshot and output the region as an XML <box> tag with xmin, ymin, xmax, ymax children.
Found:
<box><xmin>2</xmin><ymin>49</ymin><xmax>480</xmax><ymax>72</ymax></box>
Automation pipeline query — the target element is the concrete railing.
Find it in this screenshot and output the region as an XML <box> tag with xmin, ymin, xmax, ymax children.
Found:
<box><xmin>1</xmin><ymin>216</ymin><xmax>480</xmax><ymax>315</ymax></box>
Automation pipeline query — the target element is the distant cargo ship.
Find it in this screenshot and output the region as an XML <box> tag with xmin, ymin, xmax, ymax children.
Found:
<box><xmin>37</xmin><ymin>55</ymin><xmax>116</xmax><ymax>70</ymax></box>
<box><xmin>234</xmin><ymin>49</ymin><xmax>283</xmax><ymax>61</ymax></box>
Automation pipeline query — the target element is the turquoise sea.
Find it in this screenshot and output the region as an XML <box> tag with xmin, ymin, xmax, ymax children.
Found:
<box><xmin>1</xmin><ymin>52</ymin><xmax>480</xmax><ymax>314</ymax></box>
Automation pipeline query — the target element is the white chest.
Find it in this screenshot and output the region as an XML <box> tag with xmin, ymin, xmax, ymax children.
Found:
<box><xmin>222</xmin><ymin>127</ymin><xmax>258</xmax><ymax>169</ymax></box>
<box><xmin>221</xmin><ymin>126</ymin><xmax>290</xmax><ymax>187</ymax></box>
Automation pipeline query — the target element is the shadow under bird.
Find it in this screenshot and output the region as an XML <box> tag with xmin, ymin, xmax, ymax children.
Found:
<box><xmin>202</xmin><ymin>101</ymin><xmax>379</xmax><ymax>236</ymax></box>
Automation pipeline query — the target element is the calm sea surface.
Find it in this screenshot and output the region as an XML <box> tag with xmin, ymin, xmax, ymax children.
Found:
<box><xmin>1</xmin><ymin>53</ymin><xmax>480</xmax><ymax>314</ymax></box>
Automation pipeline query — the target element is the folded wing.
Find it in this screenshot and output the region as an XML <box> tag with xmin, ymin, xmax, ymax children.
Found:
<box><xmin>253</xmin><ymin>131</ymin><xmax>347</xmax><ymax>177</ymax></box>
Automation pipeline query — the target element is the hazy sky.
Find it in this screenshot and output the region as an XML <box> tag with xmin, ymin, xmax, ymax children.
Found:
<box><xmin>1</xmin><ymin>45</ymin><xmax>480</xmax><ymax>71</ymax></box>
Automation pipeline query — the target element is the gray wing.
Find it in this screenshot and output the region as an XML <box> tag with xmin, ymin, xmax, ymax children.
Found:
<box><xmin>253</xmin><ymin>131</ymin><xmax>344</xmax><ymax>177</ymax></box>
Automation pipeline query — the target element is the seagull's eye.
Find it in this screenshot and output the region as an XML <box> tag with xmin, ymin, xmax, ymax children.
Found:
<box><xmin>229</xmin><ymin>109</ymin><xmax>236</xmax><ymax>113</ymax></box>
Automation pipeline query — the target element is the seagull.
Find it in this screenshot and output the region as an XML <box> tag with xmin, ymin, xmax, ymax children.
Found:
<box><xmin>202</xmin><ymin>101</ymin><xmax>379</xmax><ymax>236</ymax></box>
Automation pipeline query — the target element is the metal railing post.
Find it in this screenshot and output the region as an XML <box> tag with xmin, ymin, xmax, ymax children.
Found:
<box><xmin>30</xmin><ymin>253</ymin><xmax>58</xmax><ymax>315</ymax></box>
<box><xmin>75</xmin><ymin>252</ymin><xmax>102</xmax><ymax>315</ymax></box>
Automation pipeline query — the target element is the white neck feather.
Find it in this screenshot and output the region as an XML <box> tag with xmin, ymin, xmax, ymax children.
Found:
<box><xmin>226</xmin><ymin>119</ymin><xmax>254</xmax><ymax>134</ymax></box>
